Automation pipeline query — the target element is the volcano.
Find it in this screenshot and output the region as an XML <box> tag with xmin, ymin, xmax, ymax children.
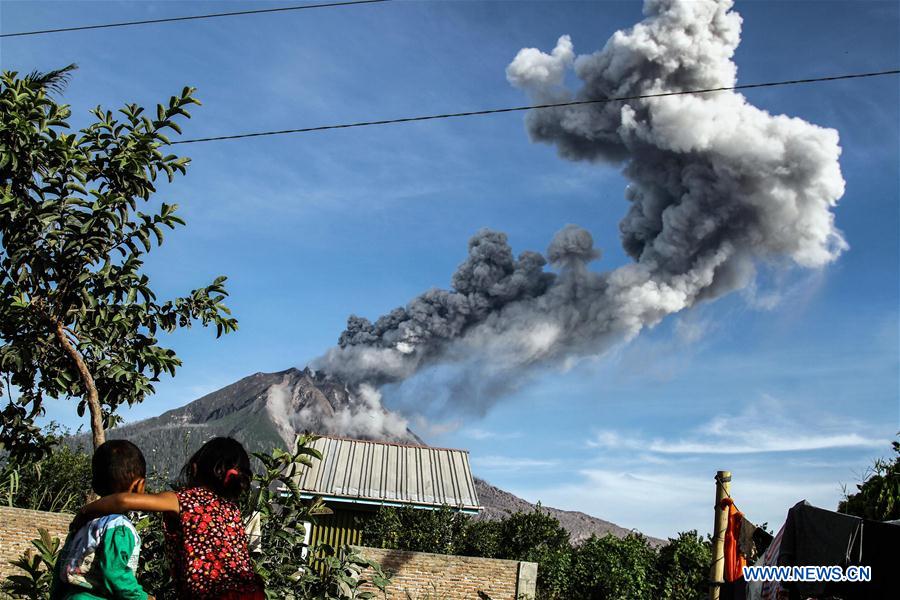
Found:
<box><xmin>100</xmin><ymin>367</ymin><xmax>660</xmax><ymax>544</ymax></box>
<box><xmin>99</xmin><ymin>367</ymin><xmax>421</xmax><ymax>477</ymax></box>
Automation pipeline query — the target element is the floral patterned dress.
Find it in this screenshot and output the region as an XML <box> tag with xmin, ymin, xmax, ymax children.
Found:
<box><xmin>163</xmin><ymin>487</ymin><xmax>263</xmax><ymax>600</ymax></box>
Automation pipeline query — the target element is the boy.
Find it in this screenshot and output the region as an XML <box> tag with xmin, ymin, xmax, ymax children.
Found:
<box><xmin>51</xmin><ymin>440</ymin><xmax>153</xmax><ymax>600</ymax></box>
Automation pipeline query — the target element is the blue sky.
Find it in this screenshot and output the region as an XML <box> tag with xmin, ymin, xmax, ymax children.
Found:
<box><xmin>3</xmin><ymin>0</ymin><xmax>898</xmax><ymax>538</ymax></box>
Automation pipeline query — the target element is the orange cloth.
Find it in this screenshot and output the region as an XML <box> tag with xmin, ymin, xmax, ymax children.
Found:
<box><xmin>721</xmin><ymin>498</ymin><xmax>747</xmax><ymax>582</ymax></box>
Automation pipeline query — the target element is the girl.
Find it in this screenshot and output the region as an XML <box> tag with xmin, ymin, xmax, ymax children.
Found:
<box><xmin>76</xmin><ymin>438</ymin><xmax>264</xmax><ymax>600</ymax></box>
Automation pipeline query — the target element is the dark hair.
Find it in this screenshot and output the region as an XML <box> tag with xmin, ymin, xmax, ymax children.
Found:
<box><xmin>180</xmin><ymin>437</ymin><xmax>251</xmax><ymax>501</ymax></box>
<box><xmin>92</xmin><ymin>440</ymin><xmax>147</xmax><ymax>496</ymax></box>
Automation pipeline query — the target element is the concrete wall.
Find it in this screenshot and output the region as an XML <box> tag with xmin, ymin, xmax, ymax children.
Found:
<box><xmin>355</xmin><ymin>546</ymin><xmax>537</xmax><ymax>600</ymax></box>
<box><xmin>0</xmin><ymin>506</ymin><xmax>72</xmax><ymax>579</ymax></box>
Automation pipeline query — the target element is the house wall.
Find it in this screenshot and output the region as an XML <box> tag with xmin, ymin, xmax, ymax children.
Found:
<box><xmin>0</xmin><ymin>506</ymin><xmax>72</xmax><ymax>579</ymax></box>
<box><xmin>308</xmin><ymin>507</ymin><xmax>367</xmax><ymax>549</ymax></box>
<box><xmin>355</xmin><ymin>546</ymin><xmax>537</xmax><ymax>600</ymax></box>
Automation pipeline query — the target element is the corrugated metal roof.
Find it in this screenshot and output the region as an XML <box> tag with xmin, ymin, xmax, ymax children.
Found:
<box><xmin>294</xmin><ymin>436</ymin><xmax>481</xmax><ymax>512</ymax></box>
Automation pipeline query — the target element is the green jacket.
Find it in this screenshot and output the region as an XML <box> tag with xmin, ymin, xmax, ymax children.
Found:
<box><xmin>51</xmin><ymin>514</ymin><xmax>148</xmax><ymax>600</ymax></box>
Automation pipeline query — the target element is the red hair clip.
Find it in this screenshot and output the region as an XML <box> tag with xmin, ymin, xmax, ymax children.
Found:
<box><xmin>224</xmin><ymin>468</ymin><xmax>240</xmax><ymax>484</ymax></box>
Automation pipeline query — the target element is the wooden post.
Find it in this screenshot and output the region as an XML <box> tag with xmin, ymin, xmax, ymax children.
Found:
<box><xmin>709</xmin><ymin>470</ymin><xmax>731</xmax><ymax>600</ymax></box>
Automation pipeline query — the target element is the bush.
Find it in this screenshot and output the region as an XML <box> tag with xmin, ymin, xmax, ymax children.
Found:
<box><xmin>1</xmin><ymin>428</ymin><xmax>91</xmax><ymax>513</ymax></box>
<box><xmin>361</xmin><ymin>504</ymin><xmax>573</xmax><ymax>600</ymax></box>
<box><xmin>455</xmin><ymin>518</ymin><xmax>502</xmax><ymax>558</ymax></box>
<box><xmin>568</xmin><ymin>534</ymin><xmax>658</xmax><ymax>600</ymax></box>
<box><xmin>655</xmin><ymin>530</ymin><xmax>711</xmax><ymax>600</ymax></box>
<box><xmin>839</xmin><ymin>438</ymin><xmax>899</xmax><ymax>521</ymax></box>
<box><xmin>0</xmin><ymin>528</ymin><xmax>60</xmax><ymax>600</ymax></box>
<box><xmin>492</xmin><ymin>507</ymin><xmax>571</xmax><ymax>600</ymax></box>
<box><xmin>363</xmin><ymin>505</ymin><xmax>468</xmax><ymax>555</ymax></box>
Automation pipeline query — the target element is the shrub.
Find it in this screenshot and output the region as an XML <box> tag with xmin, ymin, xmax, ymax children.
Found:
<box><xmin>0</xmin><ymin>529</ymin><xmax>60</xmax><ymax>600</ymax></box>
<box><xmin>839</xmin><ymin>438</ymin><xmax>899</xmax><ymax>521</ymax></box>
<box><xmin>568</xmin><ymin>533</ymin><xmax>658</xmax><ymax>600</ymax></box>
<box><xmin>493</xmin><ymin>507</ymin><xmax>571</xmax><ymax>600</ymax></box>
<box><xmin>655</xmin><ymin>530</ymin><xmax>711</xmax><ymax>600</ymax></box>
<box><xmin>455</xmin><ymin>519</ymin><xmax>502</xmax><ymax>559</ymax></box>
<box><xmin>362</xmin><ymin>505</ymin><xmax>468</xmax><ymax>555</ymax></box>
<box><xmin>1</xmin><ymin>427</ymin><xmax>91</xmax><ymax>513</ymax></box>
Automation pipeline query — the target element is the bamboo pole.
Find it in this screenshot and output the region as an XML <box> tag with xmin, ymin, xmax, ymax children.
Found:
<box><xmin>709</xmin><ymin>470</ymin><xmax>731</xmax><ymax>600</ymax></box>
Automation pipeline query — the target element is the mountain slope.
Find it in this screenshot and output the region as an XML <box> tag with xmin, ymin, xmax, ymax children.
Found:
<box><xmin>104</xmin><ymin>368</ymin><xmax>658</xmax><ymax>544</ymax></box>
<box><xmin>474</xmin><ymin>478</ymin><xmax>663</xmax><ymax>545</ymax></box>
<box><xmin>101</xmin><ymin>367</ymin><xmax>421</xmax><ymax>479</ymax></box>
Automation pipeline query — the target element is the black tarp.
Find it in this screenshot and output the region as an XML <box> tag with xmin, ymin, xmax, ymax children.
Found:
<box><xmin>775</xmin><ymin>500</ymin><xmax>899</xmax><ymax>600</ymax></box>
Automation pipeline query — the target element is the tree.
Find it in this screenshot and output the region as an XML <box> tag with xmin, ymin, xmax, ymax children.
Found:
<box><xmin>0</xmin><ymin>66</ymin><xmax>237</xmax><ymax>455</ymax></box>
<box><xmin>455</xmin><ymin>518</ymin><xmax>502</xmax><ymax>559</ymax></box>
<box><xmin>568</xmin><ymin>533</ymin><xmax>658</xmax><ymax>600</ymax></box>
<box><xmin>655</xmin><ymin>530</ymin><xmax>711</xmax><ymax>600</ymax></box>
<box><xmin>839</xmin><ymin>437</ymin><xmax>899</xmax><ymax>521</ymax></box>
<box><xmin>493</xmin><ymin>506</ymin><xmax>572</xmax><ymax>600</ymax></box>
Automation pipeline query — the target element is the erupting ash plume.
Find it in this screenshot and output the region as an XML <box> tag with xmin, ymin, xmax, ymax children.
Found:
<box><xmin>314</xmin><ymin>0</ymin><xmax>846</xmax><ymax>412</ymax></box>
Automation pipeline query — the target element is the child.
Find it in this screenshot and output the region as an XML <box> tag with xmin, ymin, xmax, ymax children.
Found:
<box><xmin>52</xmin><ymin>439</ymin><xmax>153</xmax><ymax>600</ymax></box>
<box><xmin>75</xmin><ymin>437</ymin><xmax>263</xmax><ymax>600</ymax></box>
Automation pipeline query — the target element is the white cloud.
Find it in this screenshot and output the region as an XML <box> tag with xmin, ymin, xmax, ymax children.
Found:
<box><xmin>412</xmin><ymin>415</ymin><xmax>463</xmax><ymax>437</ymax></box>
<box><xmin>588</xmin><ymin>396</ymin><xmax>886</xmax><ymax>455</ymax></box>
<box><xmin>462</xmin><ymin>427</ymin><xmax>523</xmax><ymax>441</ymax></box>
<box><xmin>473</xmin><ymin>455</ymin><xmax>559</xmax><ymax>471</ymax></box>
<box><xmin>512</xmin><ymin>467</ymin><xmax>841</xmax><ymax>539</ymax></box>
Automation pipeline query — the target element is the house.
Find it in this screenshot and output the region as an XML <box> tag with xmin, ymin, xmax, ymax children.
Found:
<box><xmin>293</xmin><ymin>435</ymin><xmax>482</xmax><ymax>548</ymax></box>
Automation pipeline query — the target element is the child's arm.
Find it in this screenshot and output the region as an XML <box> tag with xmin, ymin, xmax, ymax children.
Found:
<box><xmin>72</xmin><ymin>491</ymin><xmax>180</xmax><ymax>531</ymax></box>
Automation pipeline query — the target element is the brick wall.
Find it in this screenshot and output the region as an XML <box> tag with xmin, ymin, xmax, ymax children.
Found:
<box><xmin>355</xmin><ymin>546</ymin><xmax>537</xmax><ymax>600</ymax></box>
<box><xmin>0</xmin><ymin>506</ymin><xmax>72</xmax><ymax>579</ymax></box>
<box><xmin>0</xmin><ymin>508</ymin><xmax>537</xmax><ymax>599</ymax></box>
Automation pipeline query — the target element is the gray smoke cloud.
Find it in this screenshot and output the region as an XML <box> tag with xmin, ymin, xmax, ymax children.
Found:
<box><xmin>314</xmin><ymin>0</ymin><xmax>846</xmax><ymax>411</ymax></box>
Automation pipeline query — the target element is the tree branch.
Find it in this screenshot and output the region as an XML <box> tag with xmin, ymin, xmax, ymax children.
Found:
<box><xmin>53</xmin><ymin>320</ymin><xmax>104</xmax><ymax>449</ymax></box>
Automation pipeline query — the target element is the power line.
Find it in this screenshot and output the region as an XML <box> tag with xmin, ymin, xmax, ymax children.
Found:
<box><xmin>1</xmin><ymin>0</ymin><xmax>390</xmax><ymax>38</ymax></box>
<box><xmin>169</xmin><ymin>69</ymin><xmax>900</xmax><ymax>145</ymax></box>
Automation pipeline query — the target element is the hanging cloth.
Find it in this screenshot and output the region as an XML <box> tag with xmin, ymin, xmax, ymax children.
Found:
<box><xmin>722</xmin><ymin>497</ymin><xmax>747</xmax><ymax>582</ymax></box>
<box><xmin>747</xmin><ymin>523</ymin><xmax>789</xmax><ymax>600</ymax></box>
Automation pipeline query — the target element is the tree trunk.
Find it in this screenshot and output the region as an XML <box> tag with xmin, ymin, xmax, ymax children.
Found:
<box><xmin>54</xmin><ymin>321</ymin><xmax>105</xmax><ymax>449</ymax></box>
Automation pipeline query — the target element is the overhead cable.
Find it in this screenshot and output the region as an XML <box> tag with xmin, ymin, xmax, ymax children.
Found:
<box><xmin>1</xmin><ymin>0</ymin><xmax>390</xmax><ymax>38</ymax></box>
<box><xmin>168</xmin><ymin>69</ymin><xmax>900</xmax><ymax>145</ymax></box>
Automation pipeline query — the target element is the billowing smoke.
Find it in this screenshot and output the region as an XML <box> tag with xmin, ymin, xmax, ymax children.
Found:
<box><xmin>314</xmin><ymin>0</ymin><xmax>845</xmax><ymax>412</ymax></box>
<box><xmin>266</xmin><ymin>377</ymin><xmax>412</xmax><ymax>444</ymax></box>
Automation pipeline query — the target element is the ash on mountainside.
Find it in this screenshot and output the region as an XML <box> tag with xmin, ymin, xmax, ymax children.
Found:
<box><xmin>97</xmin><ymin>367</ymin><xmax>421</xmax><ymax>479</ymax></box>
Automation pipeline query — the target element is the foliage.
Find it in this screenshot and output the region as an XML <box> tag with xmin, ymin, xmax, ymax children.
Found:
<box><xmin>493</xmin><ymin>506</ymin><xmax>571</xmax><ymax>600</ymax></box>
<box><xmin>0</xmin><ymin>66</ymin><xmax>237</xmax><ymax>454</ymax></box>
<box><xmin>0</xmin><ymin>528</ymin><xmax>60</xmax><ymax>600</ymax></box>
<box><xmin>244</xmin><ymin>433</ymin><xmax>332</xmax><ymax>597</ymax></box>
<box><xmin>0</xmin><ymin>425</ymin><xmax>91</xmax><ymax>512</ymax></box>
<box><xmin>568</xmin><ymin>533</ymin><xmax>659</xmax><ymax>600</ymax></box>
<box><xmin>297</xmin><ymin>545</ymin><xmax>390</xmax><ymax>600</ymax></box>
<box><xmin>655</xmin><ymin>530</ymin><xmax>711</xmax><ymax>600</ymax></box>
<box><xmin>839</xmin><ymin>437</ymin><xmax>900</xmax><ymax>521</ymax></box>
<box><xmin>494</xmin><ymin>505</ymin><xmax>570</xmax><ymax>561</ymax></box>
<box><xmin>134</xmin><ymin>511</ymin><xmax>174</xmax><ymax>600</ymax></box>
<box><xmin>362</xmin><ymin>505</ymin><xmax>468</xmax><ymax>555</ymax></box>
<box><xmin>455</xmin><ymin>518</ymin><xmax>501</xmax><ymax>559</ymax></box>
<box><xmin>361</xmin><ymin>505</ymin><xmax>572</xmax><ymax>599</ymax></box>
